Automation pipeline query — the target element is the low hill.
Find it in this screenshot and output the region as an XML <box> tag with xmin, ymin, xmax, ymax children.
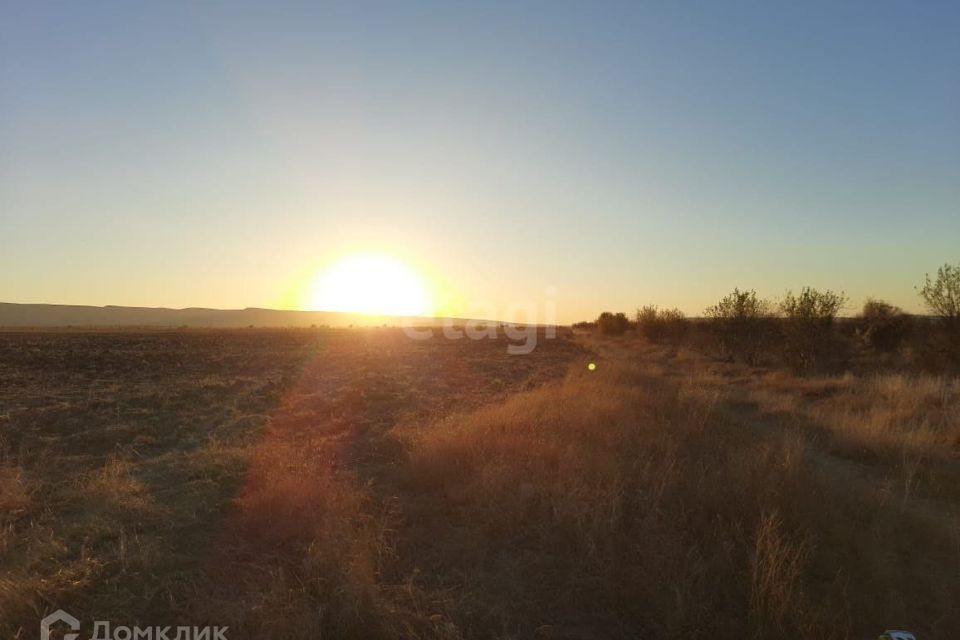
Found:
<box><xmin>0</xmin><ymin>302</ymin><xmax>454</xmax><ymax>328</ymax></box>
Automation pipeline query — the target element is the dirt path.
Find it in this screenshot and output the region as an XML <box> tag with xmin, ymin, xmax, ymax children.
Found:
<box><xmin>718</xmin><ymin>389</ymin><xmax>960</xmax><ymax>535</ymax></box>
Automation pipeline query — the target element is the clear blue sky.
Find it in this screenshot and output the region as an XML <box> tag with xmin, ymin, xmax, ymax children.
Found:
<box><xmin>2</xmin><ymin>1</ymin><xmax>958</xmax><ymax>321</ymax></box>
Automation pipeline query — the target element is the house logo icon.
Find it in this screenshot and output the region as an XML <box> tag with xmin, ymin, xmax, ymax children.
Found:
<box><xmin>40</xmin><ymin>609</ymin><xmax>80</xmax><ymax>640</ymax></box>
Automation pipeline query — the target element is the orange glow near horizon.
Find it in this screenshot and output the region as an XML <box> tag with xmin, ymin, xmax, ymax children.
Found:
<box><xmin>304</xmin><ymin>253</ymin><xmax>434</xmax><ymax>317</ymax></box>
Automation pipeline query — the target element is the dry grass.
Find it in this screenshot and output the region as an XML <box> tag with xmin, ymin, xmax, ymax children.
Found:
<box><xmin>51</xmin><ymin>328</ymin><xmax>581</xmax><ymax>639</ymax></box>
<box><xmin>719</xmin><ymin>359</ymin><xmax>960</xmax><ymax>507</ymax></box>
<box><xmin>383</xmin><ymin>347</ymin><xmax>960</xmax><ymax>638</ymax></box>
<box><xmin>0</xmin><ymin>330</ymin><xmax>325</xmax><ymax>637</ymax></box>
<box><xmin>0</xmin><ymin>328</ymin><xmax>580</xmax><ymax>637</ymax></box>
<box><xmin>3</xmin><ymin>330</ymin><xmax>959</xmax><ymax>638</ymax></box>
<box><xmin>0</xmin><ymin>466</ymin><xmax>30</xmax><ymax>517</ymax></box>
<box><xmin>812</xmin><ymin>374</ymin><xmax>960</xmax><ymax>459</ymax></box>
<box><xmin>69</xmin><ymin>457</ymin><xmax>157</xmax><ymax>516</ymax></box>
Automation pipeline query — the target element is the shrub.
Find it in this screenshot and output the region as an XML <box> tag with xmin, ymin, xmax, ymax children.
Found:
<box><xmin>637</xmin><ymin>305</ymin><xmax>688</xmax><ymax>344</ymax></box>
<box><xmin>596</xmin><ymin>311</ymin><xmax>631</xmax><ymax>336</ymax></box>
<box><xmin>918</xmin><ymin>262</ymin><xmax>960</xmax><ymax>365</ymax></box>
<box><xmin>636</xmin><ymin>305</ymin><xmax>659</xmax><ymax>339</ymax></box>
<box><xmin>659</xmin><ymin>307</ymin><xmax>688</xmax><ymax>343</ymax></box>
<box><xmin>779</xmin><ymin>288</ymin><xmax>847</xmax><ymax>371</ymax></box>
<box><xmin>704</xmin><ymin>289</ymin><xmax>772</xmax><ymax>363</ymax></box>
<box><xmin>919</xmin><ymin>263</ymin><xmax>960</xmax><ymax>323</ymax></box>
<box><xmin>857</xmin><ymin>299</ymin><xmax>911</xmax><ymax>353</ymax></box>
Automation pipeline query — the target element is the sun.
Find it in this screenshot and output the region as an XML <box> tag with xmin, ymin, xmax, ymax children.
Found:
<box><xmin>307</xmin><ymin>253</ymin><xmax>433</xmax><ymax>316</ymax></box>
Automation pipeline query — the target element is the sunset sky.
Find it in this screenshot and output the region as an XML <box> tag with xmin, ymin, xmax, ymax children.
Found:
<box><xmin>2</xmin><ymin>1</ymin><xmax>958</xmax><ymax>322</ymax></box>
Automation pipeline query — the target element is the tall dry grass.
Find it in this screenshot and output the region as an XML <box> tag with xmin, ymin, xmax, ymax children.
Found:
<box><xmin>0</xmin><ymin>464</ymin><xmax>36</xmax><ymax>627</ymax></box>
<box><xmin>190</xmin><ymin>415</ymin><xmax>387</xmax><ymax>639</ymax></box>
<box><xmin>385</xmin><ymin>354</ymin><xmax>960</xmax><ymax>638</ymax></box>
<box><xmin>811</xmin><ymin>374</ymin><xmax>960</xmax><ymax>459</ymax></box>
<box><xmin>737</xmin><ymin>361</ymin><xmax>960</xmax><ymax>506</ymax></box>
<box><xmin>188</xmin><ymin>343</ymin><xmax>960</xmax><ymax>638</ymax></box>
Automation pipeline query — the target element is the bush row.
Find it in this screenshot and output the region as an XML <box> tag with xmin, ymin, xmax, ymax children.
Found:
<box><xmin>591</xmin><ymin>261</ymin><xmax>960</xmax><ymax>372</ymax></box>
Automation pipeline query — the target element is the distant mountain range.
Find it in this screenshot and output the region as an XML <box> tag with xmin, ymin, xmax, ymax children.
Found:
<box><xmin>0</xmin><ymin>302</ymin><xmax>463</xmax><ymax>328</ymax></box>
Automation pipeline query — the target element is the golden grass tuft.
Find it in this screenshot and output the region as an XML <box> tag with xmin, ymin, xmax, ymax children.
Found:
<box><xmin>71</xmin><ymin>457</ymin><xmax>156</xmax><ymax>515</ymax></box>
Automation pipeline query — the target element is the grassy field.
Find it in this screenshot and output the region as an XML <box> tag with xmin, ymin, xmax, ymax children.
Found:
<box><xmin>2</xmin><ymin>329</ymin><xmax>959</xmax><ymax>638</ymax></box>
